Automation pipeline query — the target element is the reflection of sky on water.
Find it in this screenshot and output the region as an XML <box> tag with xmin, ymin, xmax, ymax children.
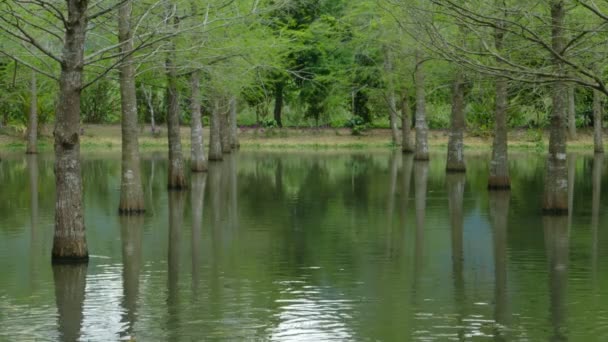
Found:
<box><xmin>270</xmin><ymin>280</ymin><xmax>355</xmax><ymax>341</ymax></box>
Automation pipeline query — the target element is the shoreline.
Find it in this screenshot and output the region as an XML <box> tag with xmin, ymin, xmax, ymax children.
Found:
<box><xmin>0</xmin><ymin>124</ymin><xmax>604</xmax><ymax>151</ymax></box>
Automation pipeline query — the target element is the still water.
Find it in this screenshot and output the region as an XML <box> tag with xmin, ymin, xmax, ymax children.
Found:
<box><xmin>0</xmin><ymin>150</ymin><xmax>607</xmax><ymax>341</ymax></box>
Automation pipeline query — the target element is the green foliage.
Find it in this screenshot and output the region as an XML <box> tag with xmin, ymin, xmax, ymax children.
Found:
<box><xmin>81</xmin><ymin>80</ymin><xmax>120</xmax><ymax>124</ymax></box>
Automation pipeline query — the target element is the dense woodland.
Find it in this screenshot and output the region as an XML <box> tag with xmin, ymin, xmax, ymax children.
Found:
<box><xmin>0</xmin><ymin>0</ymin><xmax>607</xmax><ymax>261</ymax></box>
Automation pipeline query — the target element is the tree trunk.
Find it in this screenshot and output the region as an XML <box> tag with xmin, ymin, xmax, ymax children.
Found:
<box><xmin>489</xmin><ymin>76</ymin><xmax>510</xmax><ymax>189</ymax></box>
<box><xmin>414</xmin><ymin>51</ymin><xmax>429</xmax><ymax>161</ymax></box>
<box><xmin>401</xmin><ymin>88</ymin><xmax>414</xmax><ymax>153</ymax></box>
<box><xmin>52</xmin><ymin>0</ymin><xmax>89</xmax><ymax>262</ymax></box>
<box><xmin>273</xmin><ymin>82</ymin><xmax>283</xmax><ymax>127</ymax></box>
<box><xmin>53</xmin><ymin>263</ymin><xmax>87</xmax><ymax>342</ymax></box>
<box><xmin>118</xmin><ymin>0</ymin><xmax>145</xmax><ymax>213</ymax></box>
<box><xmin>190</xmin><ymin>71</ymin><xmax>207</xmax><ymax>172</ymax></box>
<box><xmin>543</xmin><ymin>0</ymin><xmax>568</xmax><ymax>215</ymax></box>
<box><xmin>230</xmin><ymin>96</ymin><xmax>239</xmax><ymax>149</ymax></box>
<box><xmin>26</xmin><ymin>70</ymin><xmax>38</xmax><ymax>154</ymax></box>
<box><xmin>593</xmin><ymin>89</ymin><xmax>604</xmax><ymax>153</ymax></box>
<box><xmin>446</xmin><ymin>72</ymin><xmax>466</xmax><ymax>172</ymax></box>
<box><xmin>165</xmin><ymin>16</ymin><xmax>186</xmax><ymax>190</ymax></box>
<box><xmin>489</xmin><ymin>190</ymin><xmax>510</xmax><ymax>327</ymax></box>
<box><xmin>383</xmin><ymin>45</ymin><xmax>400</xmax><ymax>146</ymax></box>
<box><xmin>208</xmin><ymin>98</ymin><xmax>223</xmax><ymax>161</ymax></box>
<box><xmin>220</xmin><ymin>100</ymin><xmax>232</xmax><ymax>154</ymax></box>
<box><xmin>567</xmin><ymin>85</ymin><xmax>576</xmax><ymax>140</ymax></box>
<box><xmin>119</xmin><ymin>215</ymin><xmax>143</xmax><ymax>339</ymax></box>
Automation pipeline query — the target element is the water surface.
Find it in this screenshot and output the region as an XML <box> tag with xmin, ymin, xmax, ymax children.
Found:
<box><xmin>1</xmin><ymin>150</ymin><xmax>607</xmax><ymax>341</ymax></box>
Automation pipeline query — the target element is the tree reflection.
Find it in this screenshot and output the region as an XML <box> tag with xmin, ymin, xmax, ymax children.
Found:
<box><xmin>591</xmin><ymin>153</ymin><xmax>603</xmax><ymax>286</ymax></box>
<box><xmin>191</xmin><ymin>172</ymin><xmax>207</xmax><ymax>297</ymax></box>
<box><xmin>413</xmin><ymin>161</ymin><xmax>429</xmax><ymax>295</ymax></box>
<box><xmin>489</xmin><ymin>190</ymin><xmax>510</xmax><ymax>340</ymax></box>
<box><xmin>543</xmin><ymin>216</ymin><xmax>569</xmax><ymax>341</ymax></box>
<box><xmin>53</xmin><ymin>263</ymin><xmax>87</xmax><ymax>342</ymax></box>
<box><xmin>447</xmin><ymin>172</ymin><xmax>465</xmax><ymax>340</ymax></box>
<box><xmin>167</xmin><ymin>190</ymin><xmax>185</xmax><ymax>335</ymax></box>
<box><xmin>119</xmin><ymin>215</ymin><xmax>144</xmax><ymax>340</ymax></box>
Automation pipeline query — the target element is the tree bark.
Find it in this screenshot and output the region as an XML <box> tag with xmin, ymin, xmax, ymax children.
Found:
<box><xmin>543</xmin><ymin>0</ymin><xmax>568</xmax><ymax>215</ymax></box>
<box><xmin>118</xmin><ymin>0</ymin><xmax>145</xmax><ymax>213</ymax></box>
<box><xmin>401</xmin><ymin>88</ymin><xmax>414</xmax><ymax>153</ymax></box>
<box><xmin>446</xmin><ymin>71</ymin><xmax>466</xmax><ymax>172</ymax></box>
<box><xmin>52</xmin><ymin>0</ymin><xmax>89</xmax><ymax>262</ymax></box>
<box><xmin>230</xmin><ymin>96</ymin><xmax>239</xmax><ymax>149</ymax></box>
<box><xmin>220</xmin><ymin>99</ymin><xmax>232</xmax><ymax>154</ymax></box>
<box><xmin>567</xmin><ymin>85</ymin><xmax>576</xmax><ymax>140</ymax></box>
<box><xmin>26</xmin><ymin>70</ymin><xmax>38</xmax><ymax>154</ymax></box>
<box><xmin>489</xmin><ymin>13</ymin><xmax>510</xmax><ymax>189</ymax></box>
<box><xmin>208</xmin><ymin>98</ymin><xmax>223</xmax><ymax>161</ymax></box>
<box><xmin>414</xmin><ymin>51</ymin><xmax>429</xmax><ymax>161</ymax></box>
<box><xmin>165</xmin><ymin>13</ymin><xmax>186</xmax><ymax>190</ymax></box>
<box><xmin>383</xmin><ymin>45</ymin><xmax>400</xmax><ymax>146</ymax></box>
<box><xmin>190</xmin><ymin>71</ymin><xmax>207</xmax><ymax>172</ymax></box>
<box><xmin>274</xmin><ymin>82</ymin><xmax>283</xmax><ymax>127</ymax></box>
<box><xmin>489</xmin><ymin>75</ymin><xmax>510</xmax><ymax>189</ymax></box>
<box><xmin>593</xmin><ymin>89</ymin><xmax>604</xmax><ymax>154</ymax></box>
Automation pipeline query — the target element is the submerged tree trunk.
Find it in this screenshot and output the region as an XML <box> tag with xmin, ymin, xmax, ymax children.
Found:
<box><xmin>118</xmin><ymin>0</ymin><xmax>145</xmax><ymax>213</ymax></box>
<box><xmin>401</xmin><ymin>88</ymin><xmax>414</xmax><ymax>153</ymax></box>
<box><xmin>274</xmin><ymin>82</ymin><xmax>283</xmax><ymax>128</ymax></box>
<box><xmin>165</xmin><ymin>14</ymin><xmax>186</xmax><ymax>190</ymax></box>
<box><xmin>220</xmin><ymin>101</ymin><xmax>232</xmax><ymax>154</ymax></box>
<box><xmin>190</xmin><ymin>71</ymin><xmax>207</xmax><ymax>172</ymax></box>
<box><xmin>567</xmin><ymin>85</ymin><xmax>576</xmax><ymax>140</ymax></box>
<box><xmin>230</xmin><ymin>97</ymin><xmax>239</xmax><ymax>149</ymax></box>
<box><xmin>446</xmin><ymin>72</ymin><xmax>466</xmax><ymax>172</ymax></box>
<box><xmin>208</xmin><ymin>98</ymin><xmax>223</xmax><ymax>161</ymax></box>
<box><xmin>593</xmin><ymin>89</ymin><xmax>604</xmax><ymax>154</ymax></box>
<box><xmin>26</xmin><ymin>70</ymin><xmax>38</xmax><ymax>154</ymax></box>
<box><xmin>543</xmin><ymin>1</ymin><xmax>568</xmax><ymax>215</ymax></box>
<box><xmin>414</xmin><ymin>51</ymin><xmax>429</xmax><ymax>161</ymax></box>
<box><xmin>52</xmin><ymin>0</ymin><xmax>89</xmax><ymax>262</ymax></box>
<box><xmin>53</xmin><ymin>263</ymin><xmax>87</xmax><ymax>342</ymax></box>
<box><xmin>383</xmin><ymin>45</ymin><xmax>400</xmax><ymax>146</ymax></box>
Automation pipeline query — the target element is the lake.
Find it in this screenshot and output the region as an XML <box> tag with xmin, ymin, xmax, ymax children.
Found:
<box><xmin>0</xmin><ymin>150</ymin><xmax>607</xmax><ymax>341</ymax></box>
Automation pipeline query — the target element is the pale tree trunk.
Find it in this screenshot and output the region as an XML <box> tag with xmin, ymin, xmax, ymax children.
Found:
<box><xmin>446</xmin><ymin>72</ymin><xmax>466</xmax><ymax>172</ymax></box>
<box><xmin>414</xmin><ymin>51</ymin><xmax>429</xmax><ymax>161</ymax></box>
<box><xmin>52</xmin><ymin>0</ymin><xmax>89</xmax><ymax>262</ymax></box>
<box><xmin>401</xmin><ymin>88</ymin><xmax>414</xmax><ymax>153</ymax></box>
<box><xmin>190</xmin><ymin>71</ymin><xmax>207</xmax><ymax>172</ymax></box>
<box><xmin>230</xmin><ymin>96</ymin><xmax>239</xmax><ymax>149</ymax></box>
<box><xmin>489</xmin><ymin>190</ymin><xmax>510</xmax><ymax>329</ymax></box>
<box><xmin>53</xmin><ymin>263</ymin><xmax>87</xmax><ymax>342</ymax></box>
<box><xmin>118</xmin><ymin>0</ymin><xmax>145</xmax><ymax>213</ymax></box>
<box><xmin>208</xmin><ymin>98</ymin><xmax>223</xmax><ymax>161</ymax></box>
<box><xmin>383</xmin><ymin>45</ymin><xmax>400</xmax><ymax>146</ymax></box>
<box><xmin>26</xmin><ymin>70</ymin><xmax>38</xmax><ymax>154</ymax></box>
<box><xmin>567</xmin><ymin>85</ymin><xmax>576</xmax><ymax>140</ymax></box>
<box><xmin>543</xmin><ymin>215</ymin><xmax>569</xmax><ymax>341</ymax></box>
<box><xmin>543</xmin><ymin>1</ymin><xmax>568</xmax><ymax>215</ymax></box>
<box><xmin>489</xmin><ymin>13</ymin><xmax>510</xmax><ymax>189</ymax></box>
<box><xmin>119</xmin><ymin>215</ymin><xmax>143</xmax><ymax>339</ymax></box>
<box><xmin>220</xmin><ymin>99</ymin><xmax>232</xmax><ymax>154</ymax></box>
<box><xmin>593</xmin><ymin>89</ymin><xmax>604</xmax><ymax>153</ymax></box>
<box><xmin>165</xmin><ymin>12</ymin><xmax>186</xmax><ymax>190</ymax></box>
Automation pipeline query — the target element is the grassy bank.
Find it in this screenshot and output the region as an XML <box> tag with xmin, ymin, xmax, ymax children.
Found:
<box><xmin>0</xmin><ymin>124</ymin><xmax>603</xmax><ymax>152</ymax></box>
